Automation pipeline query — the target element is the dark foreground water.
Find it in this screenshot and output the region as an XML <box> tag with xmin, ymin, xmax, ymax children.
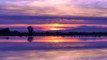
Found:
<box><xmin>0</xmin><ymin>36</ymin><xmax>107</xmax><ymax>60</ymax></box>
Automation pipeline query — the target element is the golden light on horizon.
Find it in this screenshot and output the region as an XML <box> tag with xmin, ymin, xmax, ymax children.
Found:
<box><xmin>44</xmin><ymin>24</ymin><xmax>67</xmax><ymax>31</ymax></box>
<box><xmin>50</xmin><ymin>28</ymin><xmax>58</xmax><ymax>30</ymax></box>
<box><xmin>1</xmin><ymin>24</ymin><xmax>107</xmax><ymax>31</ymax></box>
<box><xmin>47</xmin><ymin>39</ymin><xmax>63</xmax><ymax>43</ymax></box>
<box><xmin>52</xmin><ymin>24</ymin><xmax>60</xmax><ymax>26</ymax></box>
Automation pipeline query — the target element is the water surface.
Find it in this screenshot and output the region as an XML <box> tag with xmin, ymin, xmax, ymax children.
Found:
<box><xmin>0</xmin><ymin>49</ymin><xmax>107</xmax><ymax>60</ymax></box>
<box><xmin>0</xmin><ymin>36</ymin><xmax>107</xmax><ymax>50</ymax></box>
<box><xmin>0</xmin><ymin>36</ymin><xmax>107</xmax><ymax>60</ymax></box>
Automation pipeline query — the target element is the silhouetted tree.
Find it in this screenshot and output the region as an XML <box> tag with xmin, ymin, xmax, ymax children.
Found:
<box><xmin>0</xmin><ymin>28</ymin><xmax>10</xmax><ymax>35</ymax></box>
<box><xmin>27</xmin><ymin>26</ymin><xmax>34</xmax><ymax>36</ymax></box>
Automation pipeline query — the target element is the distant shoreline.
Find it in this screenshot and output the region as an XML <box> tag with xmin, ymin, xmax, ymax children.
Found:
<box><xmin>0</xmin><ymin>27</ymin><xmax>107</xmax><ymax>36</ymax></box>
<box><xmin>0</xmin><ymin>32</ymin><xmax>107</xmax><ymax>36</ymax></box>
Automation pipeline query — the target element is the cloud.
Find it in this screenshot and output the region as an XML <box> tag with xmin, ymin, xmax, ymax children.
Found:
<box><xmin>73</xmin><ymin>0</ymin><xmax>107</xmax><ymax>9</ymax></box>
<box><xmin>0</xmin><ymin>0</ymin><xmax>107</xmax><ymax>16</ymax></box>
<box><xmin>69</xmin><ymin>26</ymin><xmax>107</xmax><ymax>32</ymax></box>
<box><xmin>0</xmin><ymin>15</ymin><xmax>107</xmax><ymax>24</ymax></box>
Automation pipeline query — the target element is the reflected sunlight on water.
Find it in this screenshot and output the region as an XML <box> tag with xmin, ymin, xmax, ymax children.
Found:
<box><xmin>0</xmin><ymin>36</ymin><xmax>107</xmax><ymax>50</ymax></box>
<box><xmin>0</xmin><ymin>36</ymin><xmax>107</xmax><ymax>43</ymax></box>
<box><xmin>0</xmin><ymin>36</ymin><xmax>107</xmax><ymax>60</ymax></box>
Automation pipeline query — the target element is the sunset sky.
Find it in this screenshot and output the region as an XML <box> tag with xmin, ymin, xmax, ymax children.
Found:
<box><xmin>0</xmin><ymin>0</ymin><xmax>107</xmax><ymax>31</ymax></box>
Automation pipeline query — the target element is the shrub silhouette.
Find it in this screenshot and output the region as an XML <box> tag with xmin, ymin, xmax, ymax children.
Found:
<box><xmin>27</xmin><ymin>26</ymin><xmax>34</xmax><ymax>36</ymax></box>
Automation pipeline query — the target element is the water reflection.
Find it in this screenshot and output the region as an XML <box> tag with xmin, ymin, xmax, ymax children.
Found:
<box><xmin>0</xmin><ymin>49</ymin><xmax>107</xmax><ymax>60</ymax></box>
<box><xmin>28</xmin><ymin>36</ymin><xmax>84</xmax><ymax>43</ymax></box>
<box><xmin>0</xmin><ymin>36</ymin><xmax>107</xmax><ymax>50</ymax></box>
<box><xmin>0</xmin><ymin>36</ymin><xmax>107</xmax><ymax>60</ymax></box>
<box><xmin>0</xmin><ymin>36</ymin><xmax>9</xmax><ymax>40</ymax></box>
<box><xmin>26</xmin><ymin>36</ymin><xmax>107</xmax><ymax>43</ymax></box>
<box><xmin>27</xmin><ymin>36</ymin><xmax>34</xmax><ymax>42</ymax></box>
<box><xmin>1</xmin><ymin>36</ymin><xmax>107</xmax><ymax>43</ymax></box>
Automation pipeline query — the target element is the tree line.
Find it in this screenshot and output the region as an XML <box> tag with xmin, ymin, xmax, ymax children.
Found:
<box><xmin>0</xmin><ymin>26</ymin><xmax>107</xmax><ymax>36</ymax></box>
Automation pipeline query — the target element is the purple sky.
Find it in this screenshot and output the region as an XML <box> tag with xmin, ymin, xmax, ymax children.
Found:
<box><xmin>0</xmin><ymin>0</ymin><xmax>107</xmax><ymax>31</ymax></box>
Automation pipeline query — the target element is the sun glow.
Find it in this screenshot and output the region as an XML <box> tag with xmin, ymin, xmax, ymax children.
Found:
<box><xmin>48</xmin><ymin>24</ymin><xmax>64</xmax><ymax>27</ymax></box>
<box><xmin>50</xmin><ymin>28</ymin><xmax>58</xmax><ymax>30</ymax></box>
<box><xmin>48</xmin><ymin>40</ymin><xmax>62</xmax><ymax>43</ymax></box>
<box><xmin>47</xmin><ymin>24</ymin><xmax>65</xmax><ymax>30</ymax></box>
